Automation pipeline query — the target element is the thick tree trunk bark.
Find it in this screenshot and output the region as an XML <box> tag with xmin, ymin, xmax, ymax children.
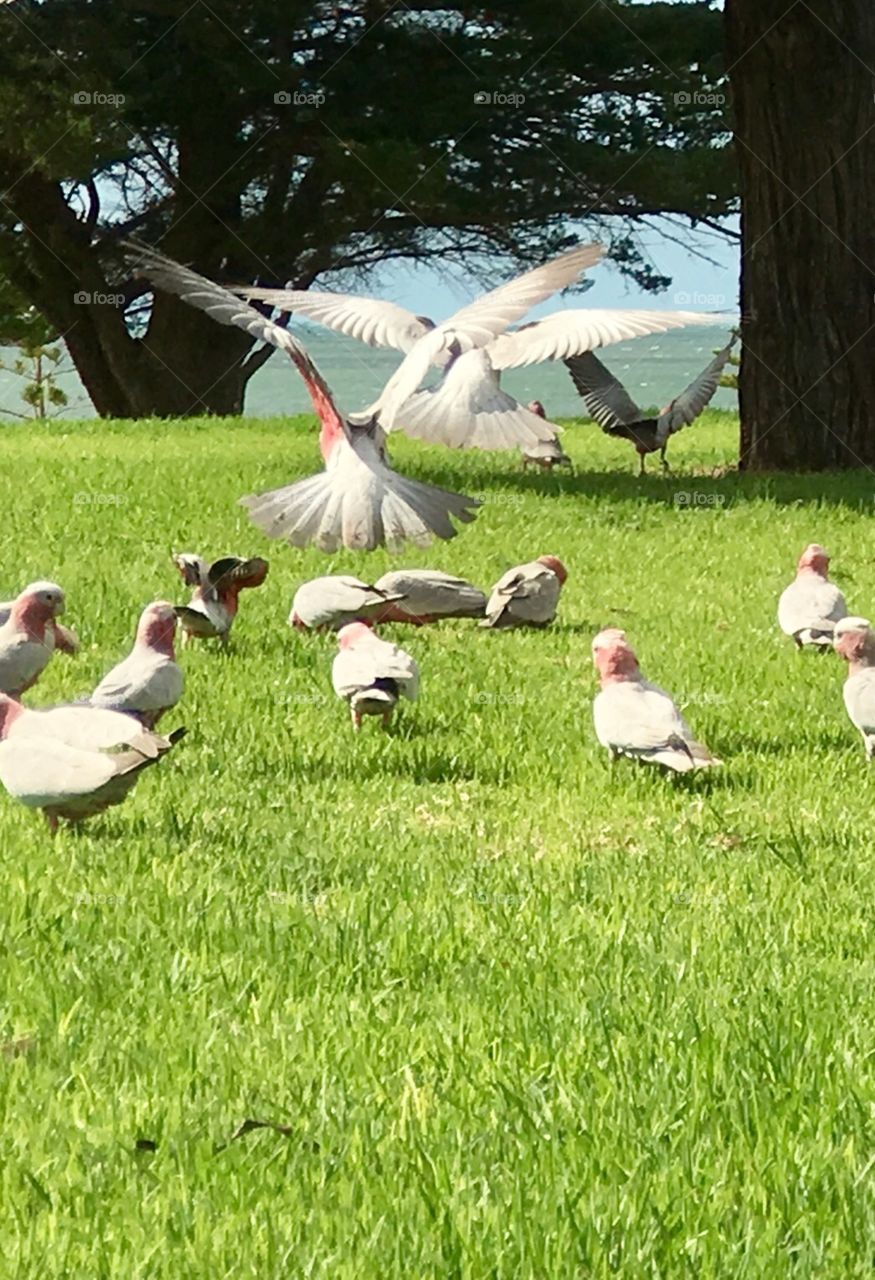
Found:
<box><xmin>0</xmin><ymin>167</ymin><xmax>255</xmax><ymax>418</ymax></box>
<box><xmin>725</xmin><ymin>0</ymin><xmax>875</xmax><ymax>470</ymax></box>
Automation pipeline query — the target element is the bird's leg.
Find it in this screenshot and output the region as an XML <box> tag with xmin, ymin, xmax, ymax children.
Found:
<box><xmin>382</xmin><ymin>711</ymin><xmax>393</xmax><ymax>730</ymax></box>
<box><xmin>660</xmin><ymin>446</ymin><xmax>670</xmax><ymax>473</ymax></box>
<box><xmin>219</xmin><ymin>630</ymin><xmax>230</xmax><ymax>651</ymax></box>
<box><xmin>638</xmin><ymin>452</ymin><xmax>646</xmax><ymax>477</ymax></box>
<box><xmin>45</xmin><ymin>812</ymin><xmax>59</xmax><ymax>836</ymax></box>
<box><xmin>521</xmin><ymin>457</ymin><xmax>530</xmax><ymax>471</ymax></box>
<box><xmin>351</xmin><ymin>708</ymin><xmax>362</xmax><ymax>732</ymax></box>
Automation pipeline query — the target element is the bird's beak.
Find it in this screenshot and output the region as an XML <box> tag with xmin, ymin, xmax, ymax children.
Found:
<box><xmin>54</xmin><ymin>598</ymin><xmax>66</xmax><ymax>617</ymax></box>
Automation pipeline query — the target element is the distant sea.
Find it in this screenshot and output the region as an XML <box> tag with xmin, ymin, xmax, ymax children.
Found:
<box><xmin>0</xmin><ymin>325</ymin><xmax>737</xmax><ymax>422</ymax></box>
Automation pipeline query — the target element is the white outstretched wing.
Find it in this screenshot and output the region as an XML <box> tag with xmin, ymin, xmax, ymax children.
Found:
<box><xmin>373</xmin><ymin>242</ymin><xmax>604</xmax><ymax>428</ymax></box>
<box><xmin>490</xmin><ymin>309</ymin><xmax>722</xmax><ymax>370</ymax></box>
<box><xmin>234</xmin><ymin>288</ymin><xmax>433</xmax><ymax>354</ymax></box>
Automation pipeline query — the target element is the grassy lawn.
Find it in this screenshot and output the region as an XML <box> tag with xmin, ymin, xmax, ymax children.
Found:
<box><xmin>3</xmin><ymin>409</ymin><xmax>875</xmax><ymax>1277</ymax></box>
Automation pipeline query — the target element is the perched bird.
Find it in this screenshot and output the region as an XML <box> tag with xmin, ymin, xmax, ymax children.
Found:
<box><xmin>90</xmin><ymin>602</ymin><xmax>184</xmax><ymax>727</ymax></box>
<box><xmin>520</xmin><ymin>400</ymin><xmax>573</xmax><ymax>472</ymax></box>
<box><xmin>0</xmin><ymin>594</ymin><xmax>78</xmax><ymax>654</ymax></box>
<box><xmin>331</xmin><ymin>622</ymin><xmax>419</xmax><ymax>730</ymax></box>
<box><xmin>566</xmin><ymin>336</ymin><xmax>737</xmax><ymax>473</ymax></box>
<box><xmin>777</xmin><ymin>543</ymin><xmax>848</xmax><ymax>648</ymax></box>
<box><xmin>289</xmin><ymin>576</ymin><xmax>406</xmax><ymax>631</ymax></box>
<box><xmin>372</xmin><ymin>569</ymin><xmax>487</xmax><ymax>624</ymax></box>
<box><xmin>482</xmin><ymin>557</ymin><xmax>567</xmax><ymax>629</ymax></box>
<box><xmin>131</xmin><ymin>244</ymin><xmax>602</xmax><ymax>549</ymax></box>
<box><xmin>173</xmin><ymin>552</ymin><xmax>269</xmax><ymax>646</ymax></box>
<box><xmin>0</xmin><ymin>581</ymin><xmax>67</xmax><ymax>696</ymax></box>
<box><xmin>592</xmin><ymin>628</ymin><xmax>721</xmax><ymax>772</ymax></box>
<box><xmin>236</xmin><ymin>255</ymin><xmax>727</xmax><ymax>451</ymax></box>
<box><xmin>833</xmin><ymin>617</ymin><xmax>875</xmax><ymax>757</ymax></box>
<box><xmin>0</xmin><ymin>692</ymin><xmax>184</xmax><ymax>832</ymax></box>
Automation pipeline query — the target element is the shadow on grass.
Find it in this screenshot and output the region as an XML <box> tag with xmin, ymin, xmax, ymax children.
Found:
<box><xmin>401</xmin><ymin>457</ymin><xmax>875</xmax><ymax>514</ymax></box>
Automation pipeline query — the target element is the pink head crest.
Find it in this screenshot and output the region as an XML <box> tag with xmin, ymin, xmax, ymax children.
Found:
<box><xmin>797</xmin><ymin>544</ymin><xmax>830</xmax><ymax>577</ymax></box>
<box><xmin>537</xmin><ymin>555</ymin><xmax>568</xmax><ymax>585</ymax></box>
<box><xmin>10</xmin><ymin>581</ymin><xmax>65</xmax><ymax>633</ymax></box>
<box><xmin>135</xmin><ymin>601</ymin><xmax>178</xmax><ymax>655</ymax></box>
<box><xmin>527</xmin><ymin>400</ymin><xmax>546</xmax><ymax>419</ymax></box>
<box><xmin>337</xmin><ymin>621</ymin><xmax>375</xmax><ymax>649</ymax></box>
<box><xmin>834</xmin><ymin>616</ymin><xmax>873</xmax><ymax>664</ymax></box>
<box><xmin>591</xmin><ymin>628</ymin><xmax>641</xmax><ymax>683</ymax></box>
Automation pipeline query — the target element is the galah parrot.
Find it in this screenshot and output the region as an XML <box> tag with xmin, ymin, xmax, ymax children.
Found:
<box><xmin>173</xmin><ymin>552</ymin><xmax>269</xmax><ymax>646</ymax></box>
<box><xmin>331</xmin><ymin>622</ymin><xmax>419</xmax><ymax>730</ymax></box>
<box><xmin>777</xmin><ymin>543</ymin><xmax>848</xmax><ymax>648</ymax></box>
<box><xmin>0</xmin><ymin>691</ymin><xmax>184</xmax><ymax>832</ymax></box>
<box><xmin>129</xmin><ymin>244</ymin><xmax>482</xmax><ymax>551</ymax></box>
<box><xmin>833</xmin><ymin>617</ymin><xmax>875</xmax><ymax>757</ymax></box>
<box><xmin>372</xmin><ymin>569</ymin><xmax>487</xmax><ymax>624</ymax></box>
<box><xmin>0</xmin><ymin>594</ymin><xmax>78</xmax><ymax>654</ymax></box>
<box><xmin>566</xmin><ymin>335</ymin><xmax>738</xmax><ymax>473</ymax></box>
<box><xmin>234</xmin><ymin>250</ymin><xmax>732</xmax><ymax>450</ymax></box>
<box><xmin>0</xmin><ymin>581</ymin><xmax>67</xmax><ymax>696</ymax></box>
<box><xmin>90</xmin><ymin>601</ymin><xmax>184</xmax><ymax>727</ymax></box>
<box><xmin>289</xmin><ymin>576</ymin><xmax>406</xmax><ymax>631</ymax></box>
<box><xmin>591</xmin><ymin>628</ymin><xmax>721</xmax><ymax>772</ymax></box>
<box><xmin>481</xmin><ymin>556</ymin><xmax>567</xmax><ymax>629</ymax></box>
<box><xmin>520</xmin><ymin>401</ymin><xmax>573</xmax><ymax>472</ymax></box>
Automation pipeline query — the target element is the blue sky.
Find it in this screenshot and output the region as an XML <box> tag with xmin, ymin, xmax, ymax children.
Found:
<box><xmin>377</xmin><ymin>216</ymin><xmax>739</xmax><ymax>322</ymax></box>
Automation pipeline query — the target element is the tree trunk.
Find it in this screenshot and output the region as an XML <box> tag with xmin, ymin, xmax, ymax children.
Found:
<box><xmin>0</xmin><ymin>168</ymin><xmax>255</xmax><ymax>418</ymax></box>
<box><xmin>725</xmin><ymin>0</ymin><xmax>875</xmax><ymax>470</ymax></box>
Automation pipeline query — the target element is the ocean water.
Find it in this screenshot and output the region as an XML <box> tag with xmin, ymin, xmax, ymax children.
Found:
<box><xmin>0</xmin><ymin>325</ymin><xmax>736</xmax><ymax>423</ymax></box>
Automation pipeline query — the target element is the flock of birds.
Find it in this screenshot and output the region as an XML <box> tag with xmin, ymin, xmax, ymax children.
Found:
<box><xmin>9</xmin><ymin>238</ymin><xmax>839</xmax><ymax>832</ymax></box>
<box><xmin>0</xmin><ymin>542</ymin><xmax>871</xmax><ymax>831</ymax></box>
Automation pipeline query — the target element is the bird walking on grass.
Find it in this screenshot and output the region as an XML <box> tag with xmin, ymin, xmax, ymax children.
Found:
<box><xmin>833</xmin><ymin>617</ymin><xmax>875</xmax><ymax>758</ymax></box>
<box><xmin>173</xmin><ymin>552</ymin><xmax>269</xmax><ymax>647</ymax></box>
<box><xmin>520</xmin><ymin>401</ymin><xmax>573</xmax><ymax>472</ymax></box>
<box><xmin>0</xmin><ymin>692</ymin><xmax>184</xmax><ymax>833</ymax></box>
<box><xmin>592</xmin><ymin>628</ymin><xmax>721</xmax><ymax>772</ymax></box>
<box><xmin>482</xmin><ymin>557</ymin><xmax>567</xmax><ymax>629</ymax></box>
<box><xmin>331</xmin><ymin>622</ymin><xmax>419</xmax><ymax>730</ymax></box>
<box><xmin>90</xmin><ymin>602</ymin><xmax>184</xmax><ymax>727</ymax></box>
<box><xmin>0</xmin><ymin>582</ymin><xmax>68</xmax><ymax>697</ymax></box>
<box><xmin>565</xmin><ymin>336</ymin><xmax>737</xmax><ymax>474</ymax></box>
<box><xmin>777</xmin><ymin>543</ymin><xmax>848</xmax><ymax>648</ymax></box>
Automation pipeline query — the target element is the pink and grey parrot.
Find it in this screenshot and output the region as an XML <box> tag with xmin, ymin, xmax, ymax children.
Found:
<box><xmin>0</xmin><ymin>581</ymin><xmax>67</xmax><ymax>697</ymax></box>
<box><xmin>0</xmin><ymin>692</ymin><xmax>184</xmax><ymax>832</ymax></box>
<box><xmin>173</xmin><ymin>552</ymin><xmax>269</xmax><ymax>646</ymax></box>
<box><xmin>592</xmin><ymin>628</ymin><xmax>721</xmax><ymax>772</ymax></box>
<box><xmin>833</xmin><ymin>616</ymin><xmax>875</xmax><ymax>757</ymax></box>
<box><xmin>482</xmin><ymin>556</ymin><xmax>567</xmax><ymax>629</ymax></box>
<box><xmin>371</xmin><ymin>569</ymin><xmax>487</xmax><ymax>624</ymax></box>
<box><xmin>777</xmin><ymin>543</ymin><xmax>848</xmax><ymax>648</ymax></box>
<box><xmin>289</xmin><ymin>576</ymin><xmax>407</xmax><ymax>631</ymax></box>
<box><xmin>130</xmin><ymin>245</ymin><xmax>483</xmax><ymax>551</ymax></box>
<box><xmin>90</xmin><ymin>602</ymin><xmax>184</xmax><ymax>727</ymax></box>
<box><xmin>331</xmin><ymin>622</ymin><xmax>419</xmax><ymax>729</ymax></box>
<box><xmin>566</xmin><ymin>336</ymin><xmax>738</xmax><ymax>473</ymax></box>
<box><xmin>233</xmin><ymin>249</ymin><xmax>731</xmax><ymax>451</ymax></box>
<box><xmin>520</xmin><ymin>400</ymin><xmax>573</xmax><ymax>472</ymax></box>
<box><xmin>0</xmin><ymin>592</ymin><xmax>78</xmax><ymax>654</ymax></box>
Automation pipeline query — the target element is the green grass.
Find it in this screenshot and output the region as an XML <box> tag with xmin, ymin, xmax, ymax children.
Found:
<box><xmin>3</xmin><ymin>409</ymin><xmax>875</xmax><ymax>1277</ymax></box>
